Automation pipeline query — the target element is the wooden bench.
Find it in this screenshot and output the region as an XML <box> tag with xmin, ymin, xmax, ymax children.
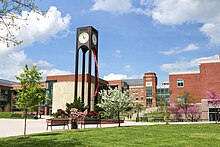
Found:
<box><xmin>11</xmin><ymin>114</ymin><xmax>22</xmax><ymax>118</ymax></box>
<box><xmin>80</xmin><ymin>117</ymin><xmax>101</xmax><ymax>128</ymax></box>
<box><xmin>152</xmin><ymin>117</ymin><xmax>164</xmax><ymax>122</ymax></box>
<box><xmin>140</xmin><ymin>117</ymin><xmax>148</xmax><ymax>122</ymax></box>
<box><xmin>46</xmin><ymin>118</ymin><xmax>69</xmax><ymax>130</ymax></box>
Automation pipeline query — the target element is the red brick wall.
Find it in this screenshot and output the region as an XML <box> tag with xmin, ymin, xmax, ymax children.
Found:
<box><xmin>46</xmin><ymin>74</ymin><xmax>108</xmax><ymax>85</ymax></box>
<box><xmin>129</xmin><ymin>86</ymin><xmax>145</xmax><ymax>107</ymax></box>
<box><xmin>169</xmin><ymin>60</ymin><xmax>220</xmax><ymax>104</ymax></box>
<box><xmin>169</xmin><ymin>73</ymin><xmax>201</xmax><ymax>104</ymax></box>
<box><xmin>144</xmin><ymin>72</ymin><xmax>157</xmax><ymax>107</ymax></box>
<box><xmin>200</xmin><ymin>62</ymin><xmax>220</xmax><ymax>98</ymax></box>
<box><xmin>108</xmin><ymin>80</ymin><xmax>122</xmax><ymax>89</ymax></box>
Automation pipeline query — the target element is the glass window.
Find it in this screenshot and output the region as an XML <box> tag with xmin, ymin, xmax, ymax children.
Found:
<box><xmin>141</xmin><ymin>97</ymin><xmax>144</xmax><ymax>100</ymax></box>
<box><xmin>146</xmin><ymin>87</ymin><xmax>152</xmax><ymax>97</ymax></box>
<box><xmin>177</xmin><ymin>79</ymin><xmax>184</xmax><ymax>87</ymax></box>
<box><xmin>136</xmin><ymin>97</ymin><xmax>138</xmax><ymax>101</ymax></box>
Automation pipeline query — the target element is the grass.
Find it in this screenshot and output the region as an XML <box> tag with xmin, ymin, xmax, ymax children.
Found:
<box><xmin>0</xmin><ymin>112</ymin><xmax>13</xmax><ymax>118</ymax></box>
<box><xmin>0</xmin><ymin>124</ymin><xmax>220</xmax><ymax>146</ymax></box>
<box><xmin>0</xmin><ymin>112</ymin><xmax>36</xmax><ymax>119</ymax></box>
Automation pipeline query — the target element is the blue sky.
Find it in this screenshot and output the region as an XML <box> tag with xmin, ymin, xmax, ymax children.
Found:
<box><xmin>1</xmin><ymin>0</ymin><xmax>220</xmax><ymax>83</ymax></box>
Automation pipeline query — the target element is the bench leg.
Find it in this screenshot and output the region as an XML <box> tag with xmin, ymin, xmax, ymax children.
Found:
<box><xmin>51</xmin><ymin>125</ymin><xmax>52</xmax><ymax>131</ymax></box>
<box><xmin>47</xmin><ymin>124</ymin><xmax>48</xmax><ymax>130</ymax></box>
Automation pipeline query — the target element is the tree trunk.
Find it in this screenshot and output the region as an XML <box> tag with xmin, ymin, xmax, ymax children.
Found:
<box><xmin>215</xmin><ymin>107</ymin><xmax>218</xmax><ymax>124</ymax></box>
<box><xmin>118</xmin><ymin>112</ymin><xmax>120</xmax><ymax>127</ymax></box>
<box><xmin>24</xmin><ymin>108</ymin><xmax>28</xmax><ymax>137</ymax></box>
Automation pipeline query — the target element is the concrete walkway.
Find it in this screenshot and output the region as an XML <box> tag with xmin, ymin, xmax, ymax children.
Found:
<box><xmin>0</xmin><ymin>118</ymin><xmax>215</xmax><ymax>138</ymax></box>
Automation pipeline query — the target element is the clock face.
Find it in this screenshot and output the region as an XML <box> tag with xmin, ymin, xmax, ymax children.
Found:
<box><xmin>92</xmin><ymin>34</ymin><xmax>97</xmax><ymax>45</ymax></box>
<box><xmin>79</xmin><ymin>32</ymin><xmax>89</xmax><ymax>44</ymax></box>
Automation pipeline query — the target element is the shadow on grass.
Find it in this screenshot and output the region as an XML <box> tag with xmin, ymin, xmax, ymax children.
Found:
<box><xmin>30</xmin><ymin>132</ymin><xmax>61</xmax><ymax>137</ymax></box>
<box><xmin>1</xmin><ymin>135</ymin><xmax>84</xmax><ymax>147</ymax></box>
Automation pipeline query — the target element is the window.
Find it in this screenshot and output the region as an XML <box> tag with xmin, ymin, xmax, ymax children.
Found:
<box><xmin>136</xmin><ymin>97</ymin><xmax>138</xmax><ymax>101</ymax></box>
<box><xmin>177</xmin><ymin>79</ymin><xmax>184</xmax><ymax>87</ymax></box>
<box><xmin>141</xmin><ymin>97</ymin><xmax>144</xmax><ymax>100</ymax></box>
<box><xmin>146</xmin><ymin>87</ymin><xmax>152</xmax><ymax>97</ymax></box>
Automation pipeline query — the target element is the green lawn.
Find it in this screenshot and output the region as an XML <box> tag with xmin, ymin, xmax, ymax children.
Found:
<box><xmin>0</xmin><ymin>112</ymin><xmax>13</xmax><ymax>118</ymax></box>
<box><xmin>0</xmin><ymin>124</ymin><xmax>219</xmax><ymax>147</ymax></box>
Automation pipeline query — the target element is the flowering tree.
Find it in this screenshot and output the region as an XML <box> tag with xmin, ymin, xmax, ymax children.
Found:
<box><xmin>70</xmin><ymin>108</ymin><xmax>87</xmax><ymax>121</ymax></box>
<box><xmin>98</xmin><ymin>87</ymin><xmax>132</xmax><ymax>127</ymax></box>
<box><xmin>176</xmin><ymin>91</ymin><xmax>195</xmax><ymax>121</ymax></box>
<box><xmin>0</xmin><ymin>0</ymin><xmax>40</xmax><ymax>46</ymax></box>
<box><xmin>207</xmin><ymin>88</ymin><xmax>220</xmax><ymax>123</ymax></box>
<box><xmin>70</xmin><ymin>108</ymin><xmax>87</xmax><ymax>129</ymax></box>
<box><xmin>188</xmin><ymin>105</ymin><xmax>201</xmax><ymax>122</ymax></box>
<box><xmin>170</xmin><ymin>104</ymin><xmax>183</xmax><ymax>121</ymax></box>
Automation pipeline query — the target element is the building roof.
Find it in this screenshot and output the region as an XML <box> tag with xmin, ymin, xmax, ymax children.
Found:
<box><xmin>169</xmin><ymin>71</ymin><xmax>200</xmax><ymax>75</ymax></box>
<box><xmin>123</xmin><ymin>79</ymin><xmax>143</xmax><ymax>86</ymax></box>
<box><xmin>0</xmin><ymin>79</ymin><xmax>19</xmax><ymax>87</ymax></box>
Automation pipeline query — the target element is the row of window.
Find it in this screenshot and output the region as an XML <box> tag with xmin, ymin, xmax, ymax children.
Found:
<box><xmin>132</xmin><ymin>89</ymin><xmax>144</xmax><ymax>94</ymax></box>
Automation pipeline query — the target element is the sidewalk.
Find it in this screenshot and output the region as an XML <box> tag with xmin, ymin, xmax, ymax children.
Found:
<box><xmin>0</xmin><ymin>118</ymin><xmax>215</xmax><ymax>138</ymax></box>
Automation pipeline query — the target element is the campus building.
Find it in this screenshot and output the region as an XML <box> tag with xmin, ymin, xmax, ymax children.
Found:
<box><xmin>0</xmin><ymin>79</ymin><xmax>19</xmax><ymax>111</ymax></box>
<box><xmin>169</xmin><ymin>58</ymin><xmax>220</xmax><ymax>121</ymax></box>
<box><xmin>46</xmin><ymin>74</ymin><xmax>108</xmax><ymax>113</ymax></box>
<box><xmin>108</xmin><ymin>72</ymin><xmax>169</xmax><ymax>108</ymax></box>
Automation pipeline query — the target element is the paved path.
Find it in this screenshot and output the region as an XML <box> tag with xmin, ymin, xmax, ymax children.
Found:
<box><xmin>0</xmin><ymin>118</ymin><xmax>215</xmax><ymax>138</ymax></box>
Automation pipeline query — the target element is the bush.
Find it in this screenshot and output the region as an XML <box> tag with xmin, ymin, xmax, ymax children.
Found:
<box><xmin>4</xmin><ymin>104</ymin><xmax>11</xmax><ymax>112</ymax></box>
<box><xmin>66</xmin><ymin>97</ymin><xmax>87</xmax><ymax>114</ymax></box>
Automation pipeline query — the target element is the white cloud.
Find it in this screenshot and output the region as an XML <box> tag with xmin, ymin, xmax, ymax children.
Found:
<box><xmin>103</xmin><ymin>73</ymin><xmax>142</xmax><ymax>81</ymax></box>
<box><xmin>200</xmin><ymin>23</ymin><xmax>220</xmax><ymax>45</ymax></box>
<box><xmin>160</xmin><ymin>44</ymin><xmax>199</xmax><ymax>55</ymax></box>
<box><xmin>160</xmin><ymin>54</ymin><xmax>220</xmax><ymax>72</ymax></box>
<box><xmin>124</xmin><ymin>65</ymin><xmax>132</xmax><ymax>71</ymax></box>
<box><xmin>91</xmin><ymin>0</ymin><xmax>220</xmax><ymax>45</ymax></box>
<box><xmin>113</xmin><ymin>49</ymin><xmax>122</xmax><ymax>58</ymax></box>
<box><xmin>103</xmin><ymin>73</ymin><xmax>128</xmax><ymax>80</ymax></box>
<box><xmin>91</xmin><ymin>0</ymin><xmax>133</xmax><ymax>14</ymax></box>
<box><xmin>0</xmin><ymin>6</ymin><xmax>72</xmax><ymax>81</ymax></box>
<box><xmin>149</xmin><ymin>0</ymin><xmax>220</xmax><ymax>45</ymax></box>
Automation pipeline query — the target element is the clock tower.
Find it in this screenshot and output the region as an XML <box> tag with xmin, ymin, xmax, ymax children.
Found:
<box><xmin>75</xmin><ymin>26</ymin><xmax>98</xmax><ymax>111</ymax></box>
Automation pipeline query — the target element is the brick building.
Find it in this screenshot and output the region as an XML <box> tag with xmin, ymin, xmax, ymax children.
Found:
<box><xmin>0</xmin><ymin>79</ymin><xmax>19</xmax><ymax>111</ymax></box>
<box><xmin>108</xmin><ymin>72</ymin><xmax>168</xmax><ymax>108</ymax></box>
<box><xmin>169</xmin><ymin>58</ymin><xmax>220</xmax><ymax>121</ymax></box>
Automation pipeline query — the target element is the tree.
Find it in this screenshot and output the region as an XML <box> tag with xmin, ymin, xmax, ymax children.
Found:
<box><xmin>155</xmin><ymin>94</ymin><xmax>170</xmax><ymax>124</ymax></box>
<box><xmin>187</xmin><ymin>105</ymin><xmax>200</xmax><ymax>122</ymax></box>
<box><xmin>16</xmin><ymin>64</ymin><xmax>45</xmax><ymax>137</ymax></box>
<box><xmin>170</xmin><ymin>104</ymin><xmax>183</xmax><ymax>121</ymax></box>
<box><xmin>0</xmin><ymin>0</ymin><xmax>39</xmax><ymax>46</ymax></box>
<box><xmin>176</xmin><ymin>91</ymin><xmax>195</xmax><ymax>121</ymax></box>
<box><xmin>207</xmin><ymin>88</ymin><xmax>220</xmax><ymax>123</ymax></box>
<box><xmin>66</xmin><ymin>97</ymin><xmax>87</xmax><ymax>114</ymax></box>
<box><xmin>98</xmin><ymin>87</ymin><xmax>132</xmax><ymax>127</ymax></box>
<box><xmin>133</xmin><ymin>103</ymin><xmax>143</xmax><ymax>122</ymax></box>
